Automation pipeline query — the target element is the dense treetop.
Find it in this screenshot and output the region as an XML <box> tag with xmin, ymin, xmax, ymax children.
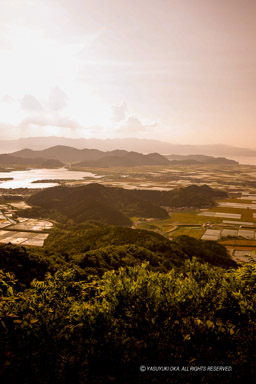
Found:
<box><xmin>1</xmin><ymin>256</ymin><xmax>255</xmax><ymax>383</ymax></box>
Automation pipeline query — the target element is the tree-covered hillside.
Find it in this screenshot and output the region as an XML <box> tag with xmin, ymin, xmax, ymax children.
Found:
<box><xmin>23</xmin><ymin>184</ymin><xmax>227</xmax><ymax>226</ymax></box>
<box><xmin>1</xmin><ymin>221</ymin><xmax>255</xmax><ymax>383</ymax></box>
<box><xmin>0</xmin><ymin>225</ymin><xmax>236</xmax><ymax>289</ymax></box>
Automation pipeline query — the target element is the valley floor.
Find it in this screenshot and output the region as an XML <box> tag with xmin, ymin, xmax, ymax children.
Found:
<box><xmin>1</xmin><ymin>163</ymin><xmax>256</xmax><ymax>260</ymax></box>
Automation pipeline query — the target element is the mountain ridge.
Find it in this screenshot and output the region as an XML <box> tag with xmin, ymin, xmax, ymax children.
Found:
<box><xmin>10</xmin><ymin>146</ymin><xmax>170</xmax><ymax>166</ymax></box>
<box><xmin>0</xmin><ymin>136</ymin><xmax>255</xmax><ymax>157</ymax></box>
<box><xmin>6</xmin><ymin>145</ymin><xmax>238</xmax><ymax>167</ymax></box>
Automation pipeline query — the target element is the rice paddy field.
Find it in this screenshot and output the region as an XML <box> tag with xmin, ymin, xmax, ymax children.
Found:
<box><xmin>2</xmin><ymin>162</ymin><xmax>256</xmax><ymax>257</ymax></box>
<box><xmin>0</xmin><ymin>202</ymin><xmax>53</xmax><ymax>247</ymax></box>
<box><xmin>0</xmin><ymin>231</ymin><xmax>49</xmax><ymax>246</ymax></box>
<box><xmin>169</xmin><ymin>227</ymin><xmax>204</xmax><ymax>239</ymax></box>
<box><xmin>134</xmin><ymin>193</ymin><xmax>256</xmax><ymax>260</ymax></box>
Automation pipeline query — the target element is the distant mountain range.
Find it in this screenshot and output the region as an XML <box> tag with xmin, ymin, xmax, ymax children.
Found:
<box><xmin>0</xmin><ymin>137</ymin><xmax>256</xmax><ymax>158</ymax></box>
<box><xmin>8</xmin><ymin>146</ymin><xmax>170</xmax><ymax>167</ymax></box>
<box><xmin>0</xmin><ymin>145</ymin><xmax>238</xmax><ymax>167</ymax></box>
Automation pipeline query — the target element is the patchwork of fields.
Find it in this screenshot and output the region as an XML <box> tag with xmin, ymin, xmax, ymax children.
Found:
<box><xmin>0</xmin><ymin>203</ymin><xmax>53</xmax><ymax>247</ymax></box>
<box><xmin>133</xmin><ymin>170</ymin><xmax>256</xmax><ymax>263</ymax></box>
<box><xmin>2</xmin><ymin>162</ymin><xmax>256</xmax><ymax>258</ymax></box>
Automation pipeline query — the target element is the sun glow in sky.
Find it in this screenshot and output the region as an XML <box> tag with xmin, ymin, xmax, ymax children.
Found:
<box><xmin>0</xmin><ymin>0</ymin><xmax>256</xmax><ymax>146</ymax></box>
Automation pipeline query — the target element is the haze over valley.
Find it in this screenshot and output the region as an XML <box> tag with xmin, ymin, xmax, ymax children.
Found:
<box><xmin>1</xmin><ymin>136</ymin><xmax>256</xmax><ymax>164</ymax></box>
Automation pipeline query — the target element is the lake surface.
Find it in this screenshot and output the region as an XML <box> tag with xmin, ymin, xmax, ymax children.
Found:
<box><xmin>231</xmin><ymin>156</ymin><xmax>256</xmax><ymax>165</ymax></box>
<box><xmin>0</xmin><ymin>167</ymin><xmax>100</xmax><ymax>189</ymax></box>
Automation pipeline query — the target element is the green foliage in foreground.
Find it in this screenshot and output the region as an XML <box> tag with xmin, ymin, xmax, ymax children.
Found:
<box><xmin>1</xmin><ymin>260</ymin><xmax>256</xmax><ymax>384</ymax></box>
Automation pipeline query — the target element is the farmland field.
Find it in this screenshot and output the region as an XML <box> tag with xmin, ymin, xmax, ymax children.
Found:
<box><xmin>0</xmin><ymin>202</ymin><xmax>53</xmax><ymax>247</ymax></box>
<box><xmin>170</xmin><ymin>227</ymin><xmax>204</xmax><ymax>239</ymax></box>
<box><xmin>2</xmin><ymin>162</ymin><xmax>256</xmax><ymax>256</ymax></box>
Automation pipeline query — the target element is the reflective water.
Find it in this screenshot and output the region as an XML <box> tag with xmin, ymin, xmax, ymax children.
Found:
<box><xmin>232</xmin><ymin>156</ymin><xmax>256</xmax><ymax>165</ymax></box>
<box><xmin>0</xmin><ymin>167</ymin><xmax>100</xmax><ymax>189</ymax></box>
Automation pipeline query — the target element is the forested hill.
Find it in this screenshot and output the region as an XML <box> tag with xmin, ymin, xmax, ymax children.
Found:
<box><xmin>2</xmin><ymin>223</ymin><xmax>255</xmax><ymax>384</ymax></box>
<box><xmin>25</xmin><ymin>184</ymin><xmax>227</xmax><ymax>226</ymax></box>
<box><xmin>0</xmin><ymin>225</ymin><xmax>236</xmax><ymax>290</ymax></box>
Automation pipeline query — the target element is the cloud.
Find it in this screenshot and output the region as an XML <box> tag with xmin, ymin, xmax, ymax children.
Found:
<box><xmin>118</xmin><ymin>116</ymin><xmax>157</xmax><ymax>134</ymax></box>
<box><xmin>111</xmin><ymin>102</ymin><xmax>127</xmax><ymax>122</ymax></box>
<box><xmin>20</xmin><ymin>88</ymin><xmax>68</xmax><ymax>114</ymax></box>
<box><xmin>1</xmin><ymin>95</ymin><xmax>16</xmax><ymax>104</ymax></box>
<box><xmin>20</xmin><ymin>94</ymin><xmax>44</xmax><ymax>112</ymax></box>
<box><xmin>47</xmin><ymin>87</ymin><xmax>68</xmax><ymax>111</ymax></box>
<box><xmin>19</xmin><ymin>116</ymin><xmax>80</xmax><ymax>130</ymax></box>
<box><xmin>0</xmin><ymin>121</ymin><xmax>15</xmax><ymax>130</ymax></box>
<box><xmin>0</xmin><ymin>121</ymin><xmax>17</xmax><ymax>140</ymax></box>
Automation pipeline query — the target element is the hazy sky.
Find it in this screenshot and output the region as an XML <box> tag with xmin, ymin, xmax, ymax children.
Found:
<box><xmin>0</xmin><ymin>0</ymin><xmax>256</xmax><ymax>146</ymax></box>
